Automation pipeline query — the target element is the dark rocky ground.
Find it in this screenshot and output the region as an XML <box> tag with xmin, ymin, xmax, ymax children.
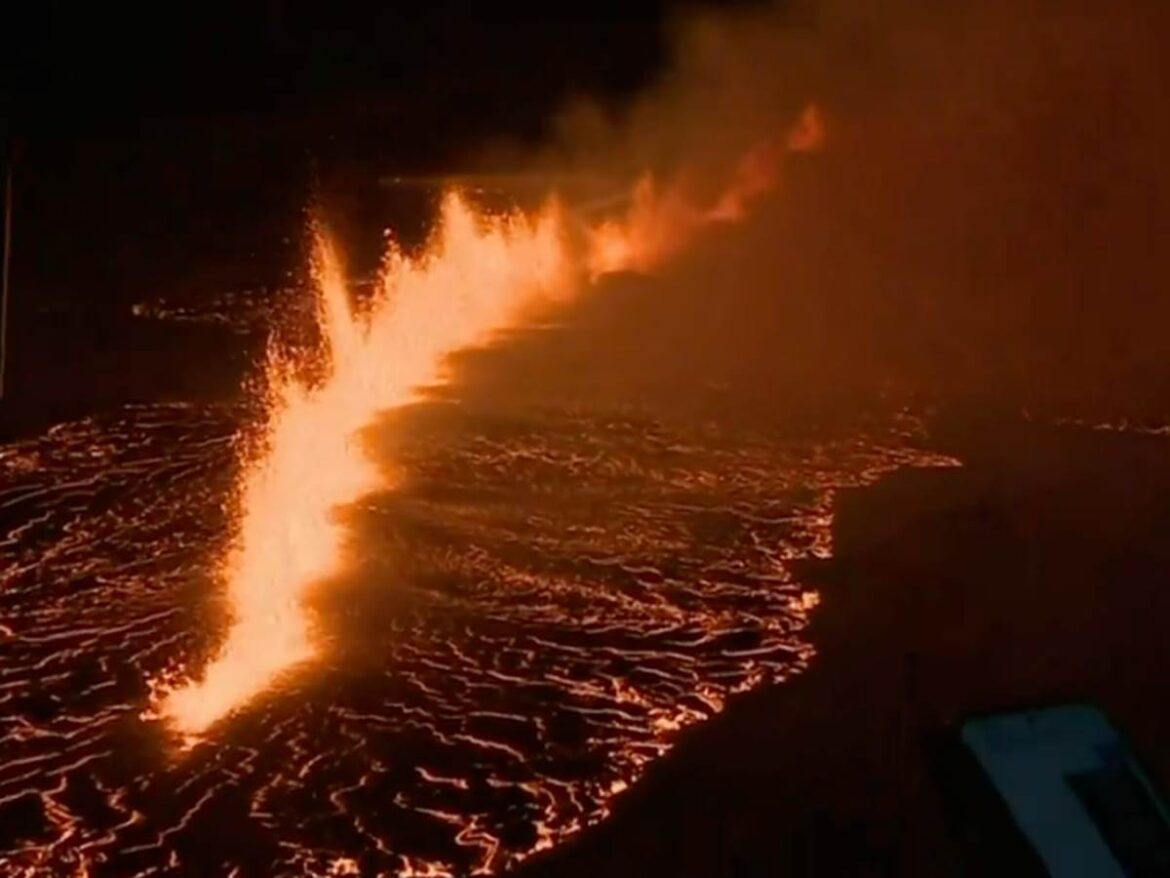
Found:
<box><xmin>517</xmin><ymin>416</ymin><xmax>1170</xmax><ymax>877</ymax></box>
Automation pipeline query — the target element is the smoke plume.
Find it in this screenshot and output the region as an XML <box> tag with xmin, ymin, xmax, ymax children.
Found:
<box><xmin>477</xmin><ymin>0</ymin><xmax>1170</xmax><ymax>422</ymax></box>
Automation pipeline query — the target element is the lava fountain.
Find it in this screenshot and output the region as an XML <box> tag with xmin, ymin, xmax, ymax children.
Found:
<box><xmin>154</xmin><ymin>107</ymin><xmax>824</xmax><ymax>738</ymax></box>
<box><xmin>156</xmin><ymin>195</ymin><xmax>573</xmax><ymax>735</ymax></box>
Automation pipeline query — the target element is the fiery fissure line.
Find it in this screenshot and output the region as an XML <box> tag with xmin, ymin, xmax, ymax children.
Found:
<box><xmin>154</xmin><ymin>107</ymin><xmax>823</xmax><ymax>737</ymax></box>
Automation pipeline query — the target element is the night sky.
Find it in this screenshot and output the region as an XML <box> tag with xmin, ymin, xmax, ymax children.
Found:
<box><xmin>1</xmin><ymin>3</ymin><xmax>744</xmax><ymax>140</ymax></box>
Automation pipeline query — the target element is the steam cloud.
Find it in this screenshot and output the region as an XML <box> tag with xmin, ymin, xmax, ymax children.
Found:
<box><xmin>477</xmin><ymin>0</ymin><xmax>1170</xmax><ymax>422</ymax></box>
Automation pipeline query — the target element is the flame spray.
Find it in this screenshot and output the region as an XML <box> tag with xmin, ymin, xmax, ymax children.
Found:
<box><xmin>155</xmin><ymin>108</ymin><xmax>823</xmax><ymax>738</ymax></box>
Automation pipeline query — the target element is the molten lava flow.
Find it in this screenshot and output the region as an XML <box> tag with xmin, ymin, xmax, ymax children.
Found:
<box><xmin>155</xmin><ymin>106</ymin><xmax>823</xmax><ymax>737</ymax></box>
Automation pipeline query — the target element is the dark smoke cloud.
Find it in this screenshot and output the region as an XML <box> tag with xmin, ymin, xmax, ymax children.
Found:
<box><xmin>476</xmin><ymin>0</ymin><xmax>1170</xmax><ymax>423</ymax></box>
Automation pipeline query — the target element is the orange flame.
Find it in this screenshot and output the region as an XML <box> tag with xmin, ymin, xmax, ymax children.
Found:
<box><xmin>587</xmin><ymin>103</ymin><xmax>826</xmax><ymax>275</ymax></box>
<box><xmin>154</xmin><ymin>106</ymin><xmax>823</xmax><ymax>738</ymax></box>
<box><xmin>786</xmin><ymin>103</ymin><xmax>826</xmax><ymax>154</ymax></box>
<box><xmin>156</xmin><ymin>195</ymin><xmax>572</xmax><ymax>736</ymax></box>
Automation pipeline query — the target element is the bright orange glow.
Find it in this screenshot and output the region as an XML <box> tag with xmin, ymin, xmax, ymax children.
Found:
<box><xmin>153</xmin><ymin>106</ymin><xmax>821</xmax><ymax>738</ymax></box>
<box><xmin>587</xmin><ymin>174</ymin><xmax>701</xmax><ymax>275</ymax></box>
<box><xmin>786</xmin><ymin>103</ymin><xmax>826</xmax><ymax>154</ymax></box>
<box><xmin>588</xmin><ymin>103</ymin><xmax>826</xmax><ymax>274</ymax></box>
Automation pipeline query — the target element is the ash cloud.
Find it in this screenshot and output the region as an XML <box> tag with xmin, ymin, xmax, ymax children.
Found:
<box><xmin>479</xmin><ymin>0</ymin><xmax>1170</xmax><ymax>422</ymax></box>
